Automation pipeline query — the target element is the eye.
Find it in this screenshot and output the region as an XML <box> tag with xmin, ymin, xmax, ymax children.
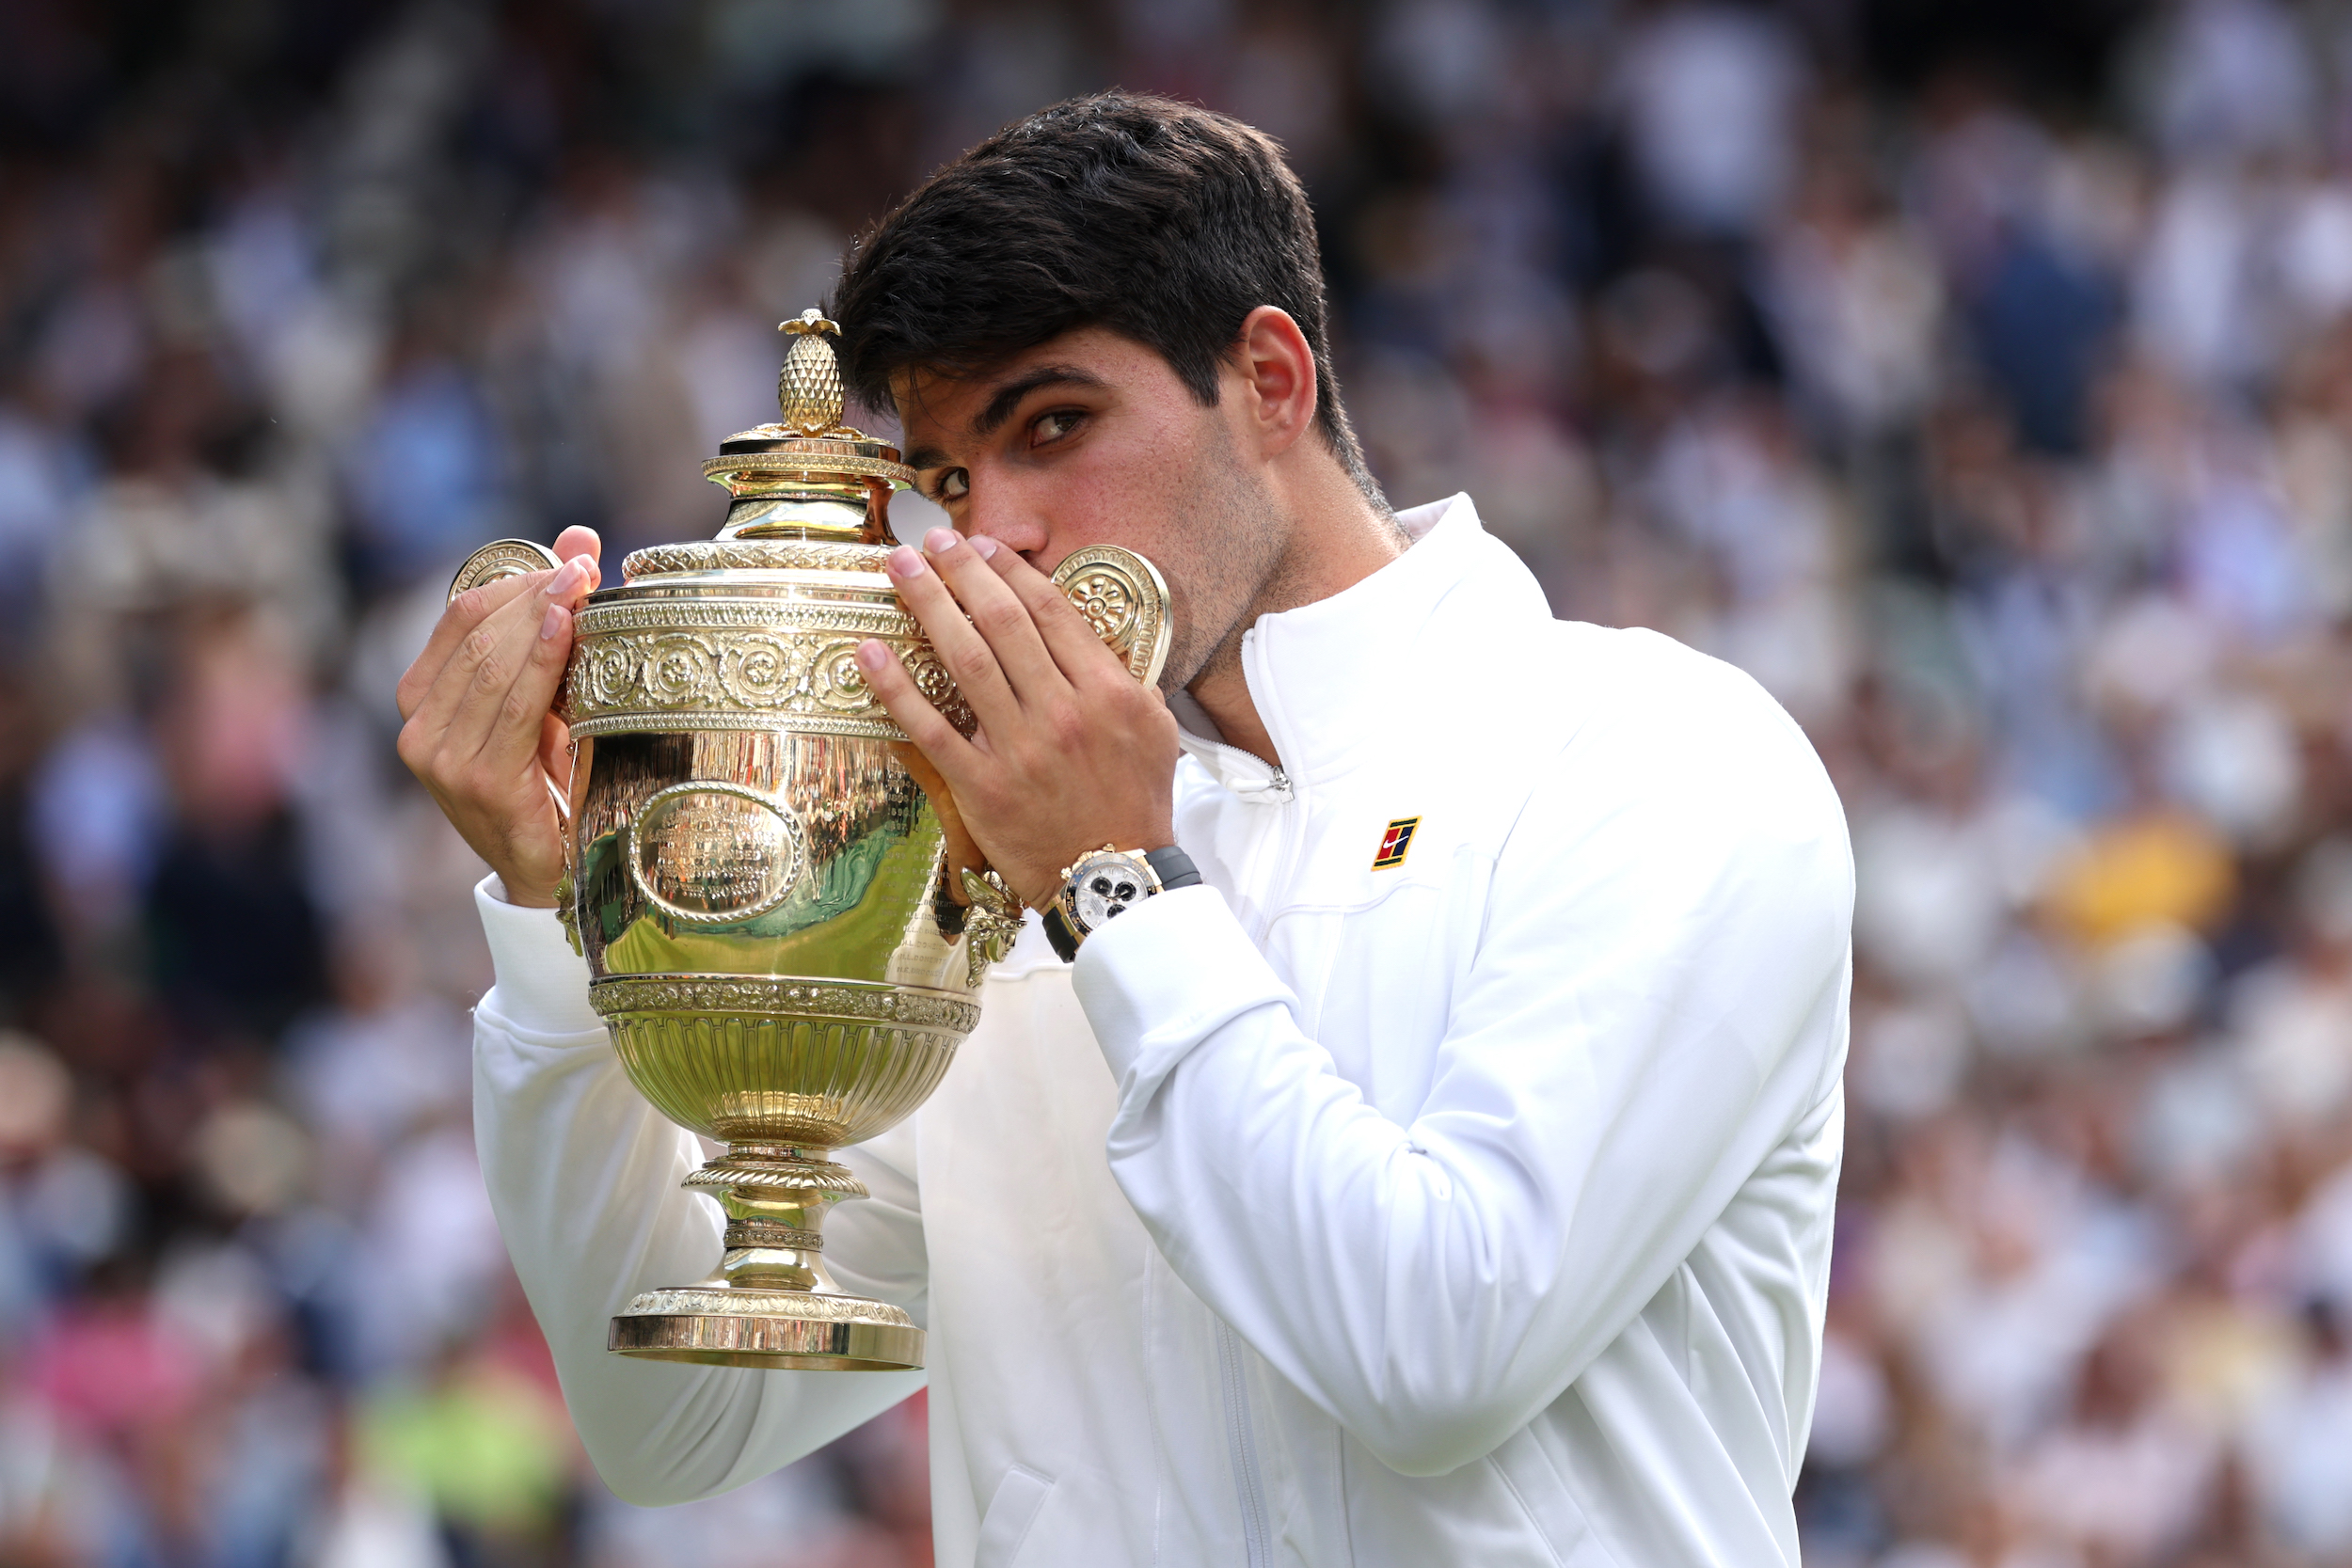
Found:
<box><xmin>1030</xmin><ymin>408</ymin><xmax>1086</xmax><ymax>447</ymax></box>
<box><xmin>931</xmin><ymin>468</ymin><xmax>969</xmax><ymax>503</ymax></box>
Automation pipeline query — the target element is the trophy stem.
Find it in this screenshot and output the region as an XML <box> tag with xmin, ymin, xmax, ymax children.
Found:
<box><xmin>606</xmin><ymin>1144</ymin><xmax>924</xmax><ymax>1371</ymax></box>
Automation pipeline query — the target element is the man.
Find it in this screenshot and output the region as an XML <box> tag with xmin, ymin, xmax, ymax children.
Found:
<box><xmin>399</xmin><ymin>93</ymin><xmax>1851</xmax><ymax>1566</ymax></box>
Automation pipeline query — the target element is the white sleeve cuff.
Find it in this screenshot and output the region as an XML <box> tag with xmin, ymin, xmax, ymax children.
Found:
<box><xmin>474</xmin><ymin>875</ymin><xmax>604</xmax><ymax>1037</ymax></box>
<box><xmin>1070</xmin><ymin>883</ymin><xmax>1296</xmax><ymax>1089</ymax></box>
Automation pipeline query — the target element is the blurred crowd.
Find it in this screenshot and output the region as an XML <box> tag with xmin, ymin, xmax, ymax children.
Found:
<box><xmin>3</xmin><ymin>0</ymin><xmax>2352</xmax><ymax>1564</ymax></box>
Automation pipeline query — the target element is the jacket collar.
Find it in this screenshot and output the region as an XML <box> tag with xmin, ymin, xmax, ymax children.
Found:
<box><xmin>1171</xmin><ymin>493</ymin><xmax>1551</xmax><ymax>797</ymax></box>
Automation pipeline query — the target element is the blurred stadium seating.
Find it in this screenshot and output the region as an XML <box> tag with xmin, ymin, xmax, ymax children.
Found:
<box><xmin>3</xmin><ymin>3</ymin><xmax>2350</xmax><ymax>1564</ymax></box>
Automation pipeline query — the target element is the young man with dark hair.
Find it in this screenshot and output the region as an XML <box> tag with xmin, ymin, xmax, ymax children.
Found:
<box><xmin>401</xmin><ymin>92</ymin><xmax>1851</xmax><ymax>1566</ymax></box>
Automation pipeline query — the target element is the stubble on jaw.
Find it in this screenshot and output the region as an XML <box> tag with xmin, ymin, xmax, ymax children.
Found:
<box><xmin>1153</xmin><ymin>417</ymin><xmax>1293</xmax><ymax>699</ymax></box>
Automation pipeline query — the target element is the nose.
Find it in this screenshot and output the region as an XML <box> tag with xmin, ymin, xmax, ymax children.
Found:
<box><xmin>961</xmin><ymin>487</ymin><xmax>1050</xmax><ymax>562</ymax></box>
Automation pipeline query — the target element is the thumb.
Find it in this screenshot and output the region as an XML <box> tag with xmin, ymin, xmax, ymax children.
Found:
<box><xmin>553</xmin><ymin>525</ymin><xmax>603</xmax><ymax>571</ymax></box>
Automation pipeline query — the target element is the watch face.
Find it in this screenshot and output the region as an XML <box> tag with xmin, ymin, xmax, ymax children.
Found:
<box><xmin>1067</xmin><ymin>852</ymin><xmax>1155</xmax><ymax>933</ymax></box>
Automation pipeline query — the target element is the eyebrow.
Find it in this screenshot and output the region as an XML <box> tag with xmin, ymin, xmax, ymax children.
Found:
<box><xmin>901</xmin><ymin>365</ymin><xmax>1107</xmax><ymax>473</ymax></box>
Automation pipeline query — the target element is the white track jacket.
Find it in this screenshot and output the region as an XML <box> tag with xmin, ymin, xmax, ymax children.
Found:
<box><xmin>471</xmin><ymin>493</ymin><xmax>1854</xmax><ymax>1567</ymax></box>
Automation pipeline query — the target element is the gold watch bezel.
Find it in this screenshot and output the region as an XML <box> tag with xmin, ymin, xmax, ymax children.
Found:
<box><xmin>1056</xmin><ymin>845</ymin><xmax>1166</xmax><ymax>939</ymax></box>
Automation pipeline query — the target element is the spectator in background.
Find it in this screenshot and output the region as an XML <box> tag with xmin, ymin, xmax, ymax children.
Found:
<box><xmin>0</xmin><ymin>1</ymin><xmax>2346</xmax><ymax>1562</ymax></box>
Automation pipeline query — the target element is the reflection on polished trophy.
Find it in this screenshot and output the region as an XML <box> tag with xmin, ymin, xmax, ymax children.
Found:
<box><xmin>447</xmin><ymin>309</ymin><xmax>1168</xmax><ymax>1371</ymax></box>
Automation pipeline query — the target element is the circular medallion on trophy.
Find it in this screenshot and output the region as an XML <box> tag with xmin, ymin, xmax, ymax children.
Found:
<box><xmin>626</xmin><ymin>782</ymin><xmax>808</xmax><ymax>926</ymax></box>
<box><xmin>446</xmin><ymin>538</ymin><xmax>563</xmax><ymax>607</ymax></box>
<box><xmin>1050</xmin><ymin>546</ymin><xmax>1171</xmax><ymax>688</ymax></box>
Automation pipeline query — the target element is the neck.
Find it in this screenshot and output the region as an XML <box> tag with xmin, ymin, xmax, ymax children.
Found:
<box><xmin>1185</xmin><ymin>457</ymin><xmax>1405</xmax><ymax>766</ymax></box>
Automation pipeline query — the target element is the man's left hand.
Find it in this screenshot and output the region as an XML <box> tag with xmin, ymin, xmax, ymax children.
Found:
<box><xmin>855</xmin><ymin>528</ymin><xmax>1182</xmax><ymax>912</ymax></box>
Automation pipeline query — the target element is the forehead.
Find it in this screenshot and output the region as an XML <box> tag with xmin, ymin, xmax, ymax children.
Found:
<box><xmin>890</xmin><ymin>327</ymin><xmax>1188</xmax><ymax>442</ymax></box>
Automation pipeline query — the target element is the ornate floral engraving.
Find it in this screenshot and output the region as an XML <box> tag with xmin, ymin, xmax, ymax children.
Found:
<box><xmin>619</xmin><ymin>1287</ymin><xmax>915</xmax><ymax>1328</ymax></box>
<box><xmin>580</xmin><ymin>640</ymin><xmax>644</xmax><ymax>710</ymax></box>
<box><xmin>558</xmin><ymin>600</ymin><xmax>993</xmax><ymax>739</ymax></box>
<box><xmin>576</xmin><ymin>599</ymin><xmax>913</xmax><ymax>637</ymax></box>
<box><xmin>566</xmin><ymin>710</ymin><xmax>904</xmax><ymax>741</ymax></box>
<box><xmin>808</xmin><ymin>639</ymin><xmax>872</xmax><ymax>711</ymax></box>
<box><xmin>683</xmin><ymin>1159</ymin><xmax>871</xmax><ymax>1196</ymax></box>
<box><xmin>701</xmin><ymin>450</ymin><xmax>916</xmax><ymax>488</ymax></box>
<box><xmin>902</xmin><ymin>646</ymin><xmax>976</xmax><ymax>734</ymax></box>
<box><xmin>1048</xmin><ymin>545</ymin><xmax>1170</xmax><ymax>686</ymax></box>
<box><xmin>644</xmin><ymin>637</ymin><xmax>716</xmax><ymax>705</ymax></box>
<box><xmin>958</xmin><ymin>867</ymin><xmax>1023</xmax><ymax>988</ymax></box>
<box><xmin>718</xmin><ymin>633</ymin><xmax>801</xmax><ymax>704</ymax></box>
<box><xmin>1066</xmin><ymin>567</ymin><xmax>1136</xmax><ymax>642</ymax></box>
<box><xmin>447</xmin><ymin>539</ymin><xmax>560</xmax><ymax>605</ymax></box>
<box><xmin>564</xmin><ymin>622</ymin><xmax>910</xmax><ymax>733</ymax></box>
<box><xmin>723</xmin><ymin>1220</ymin><xmax>825</xmax><ymax>1251</ymax></box>
<box><xmin>625</xmin><ymin>541</ymin><xmax>894</xmax><ymax>577</ymax></box>
<box><xmin>590</xmin><ymin>975</ymin><xmax>981</xmax><ymax>1034</ymax></box>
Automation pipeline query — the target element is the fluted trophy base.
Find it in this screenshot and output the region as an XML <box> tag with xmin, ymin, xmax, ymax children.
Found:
<box><xmin>607</xmin><ymin>1143</ymin><xmax>924</xmax><ymax>1370</ymax></box>
<box><xmin>608</xmin><ymin>1287</ymin><xmax>922</xmax><ymax>1371</ymax></box>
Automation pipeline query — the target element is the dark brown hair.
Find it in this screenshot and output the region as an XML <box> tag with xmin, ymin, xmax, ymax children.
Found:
<box><xmin>832</xmin><ymin>90</ymin><xmax>1383</xmax><ymax>505</ymax></box>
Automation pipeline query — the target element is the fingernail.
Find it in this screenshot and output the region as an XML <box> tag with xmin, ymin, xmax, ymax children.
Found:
<box><xmin>887</xmin><ymin>546</ymin><xmax>926</xmax><ymax>578</ymax></box>
<box><xmin>540</xmin><ymin>603</ymin><xmax>566</xmax><ymax>641</ymax></box>
<box><xmin>855</xmin><ymin>641</ymin><xmax>888</xmax><ymax>673</ymax></box>
<box><xmin>924</xmin><ymin>528</ymin><xmax>959</xmax><ymax>556</ymax></box>
<box><xmin>969</xmin><ymin>534</ymin><xmax>998</xmax><ymax>560</ymax></box>
<box><xmin>546</xmin><ymin>559</ymin><xmax>586</xmax><ymax>596</ymax></box>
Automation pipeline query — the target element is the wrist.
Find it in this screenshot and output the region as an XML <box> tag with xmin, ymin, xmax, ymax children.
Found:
<box><xmin>1040</xmin><ymin>841</ymin><xmax>1199</xmax><ymax>962</ymax></box>
<box><xmin>492</xmin><ymin>870</ymin><xmax>561</xmax><ymax>910</ymax></box>
<box><xmin>1025</xmin><ymin>827</ymin><xmax>1175</xmax><ymax>911</ymax></box>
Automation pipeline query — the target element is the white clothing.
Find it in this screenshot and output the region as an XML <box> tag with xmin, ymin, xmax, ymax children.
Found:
<box><xmin>471</xmin><ymin>493</ymin><xmax>1853</xmax><ymax>1566</ymax></box>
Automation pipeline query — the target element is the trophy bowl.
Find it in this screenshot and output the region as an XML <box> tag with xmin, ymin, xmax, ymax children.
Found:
<box><xmin>450</xmin><ymin>310</ymin><xmax>1168</xmax><ymax>1370</ymax></box>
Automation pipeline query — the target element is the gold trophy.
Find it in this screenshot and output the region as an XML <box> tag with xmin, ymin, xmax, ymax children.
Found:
<box><xmin>449</xmin><ymin>309</ymin><xmax>1168</xmax><ymax>1371</ymax></box>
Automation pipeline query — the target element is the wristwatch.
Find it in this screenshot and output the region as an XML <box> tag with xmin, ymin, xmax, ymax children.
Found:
<box><xmin>1041</xmin><ymin>844</ymin><xmax>1200</xmax><ymax>961</ymax></box>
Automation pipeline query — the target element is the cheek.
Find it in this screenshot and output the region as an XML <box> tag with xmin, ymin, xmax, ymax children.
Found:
<box><xmin>1025</xmin><ymin>436</ymin><xmax>1195</xmax><ymax>559</ymax></box>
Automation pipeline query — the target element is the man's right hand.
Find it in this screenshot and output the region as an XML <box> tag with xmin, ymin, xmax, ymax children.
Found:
<box><xmin>396</xmin><ymin>527</ymin><xmax>604</xmax><ymax>909</ymax></box>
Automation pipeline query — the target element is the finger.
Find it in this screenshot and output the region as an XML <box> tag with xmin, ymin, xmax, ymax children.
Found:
<box><xmin>885</xmin><ymin>543</ymin><xmax>1021</xmax><ymax>729</ymax></box>
<box><xmin>857</xmin><ymin>639</ymin><xmax>979</xmax><ymax>779</ymax></box>
<box><xmin>471</xmin><ymin>600</ymin><xmax>580</xmax><ymax>783</ymax></box>
<box><xmin>552</xmin><ymin>525</ymin><xmax>603</xmax><ymax>574</ymax></box>
<box><xmin>983</xmin><ymin>543</ymin><xmax>1136</xmax><ymax>688</ymax></box>
<box><xmin>408</xmin><ymin>557</ymin><xmax>589</xmax><ymax>764</ymax></box>
<box><xmin>452</xmin><ymin>594</ymin><xmax>578</xmax><ymax>781</ymax></box>
<box><xmin>920</xmin><ymin>529</ymin><xmax>1068</xmax><ymax>704</ymax></box>
<box><xmin>397</xmin><ymin>567</ymin><xmax>548</xmax><ymax>721</ymax></box>
<box><xmin>397</xmin><ymin>549</ymin><xmax>598</xmax><ymax>721</ymax></box>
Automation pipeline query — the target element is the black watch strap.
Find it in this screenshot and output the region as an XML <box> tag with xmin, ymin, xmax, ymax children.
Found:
<box><xmin>1045</xmin><ymin>846</ymin><xmax>1200</xmax><ymax>963</ymax></box>
<box><xmin>1145</xmin><ymin>846</ymin><xmax>1201</xmax><ymax>892</ymax></box>
<box><xmin>1042</xmin><ymin>903</ymin><xmax>1081</xmax><ymax>962</ymax></box>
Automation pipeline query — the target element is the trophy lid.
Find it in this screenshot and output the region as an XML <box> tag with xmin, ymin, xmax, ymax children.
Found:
<box><xmin>698</xmin><ymin>309</ymin><xmax>914</xmax><ymax>536</ymax></box>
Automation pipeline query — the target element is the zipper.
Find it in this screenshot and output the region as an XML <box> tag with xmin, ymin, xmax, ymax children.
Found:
<box><xmin>1216</xmin><ymin>1321</ymin><xmax>1273</xmax><ymax>1568</ymax></box>
<box><xmin>1210</xmin><ymin>626</ymin><xmax>1283</xmax><ymax>1565</ymax></box>
<box><xmin>1183</xmin><ymin>628</ymin><xmax>1294</xmax><ymax>803</ymax></box>
<box><xmin>1185</xmin><ymin>736</ymin><xmax>1291</xmax><ymax>802</ymax></box>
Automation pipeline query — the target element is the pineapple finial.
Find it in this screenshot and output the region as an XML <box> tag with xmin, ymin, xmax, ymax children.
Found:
<box><xmin>776</xmin><ymin>309</ymin><xmax>845</xmax><ymax>436</ymax></box>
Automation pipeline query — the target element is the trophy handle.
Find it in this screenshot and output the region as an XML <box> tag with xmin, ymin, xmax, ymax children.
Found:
<box><xmin>445</xmin><ymin>540</ymin><xmax>590</xmax><ymax>954</ymax></box>
<box><xmin>551</xmin><ymin>747</ymin><xmax>584</xmax><ymax>958</ymax></box>
<box><xmin>447</xmin><ymin>537</ymin><xmax>562</xmax><ymax>602</ymax></box>
<box><xmin>1050</xmin><ymin>545</ymin><xmax>1171</xmax><ymax>688</ymax></box>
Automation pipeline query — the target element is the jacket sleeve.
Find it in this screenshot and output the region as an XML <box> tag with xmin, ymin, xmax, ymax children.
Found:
<box><xmin>470</xmin><ymin>879</ymin><xmax>927</xmax><ymax>1505</ymax></box>
<box><xmin>1071</xmin><ymin>690</ymin><xmax>1853</xmax><ymax>1479</ymax></box>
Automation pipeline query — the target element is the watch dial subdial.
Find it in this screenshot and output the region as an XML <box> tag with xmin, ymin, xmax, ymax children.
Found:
<box><xmin>1070</xmin><ymin>854</ymin><xmax>1152</xmax><ymax>931</ymax></box>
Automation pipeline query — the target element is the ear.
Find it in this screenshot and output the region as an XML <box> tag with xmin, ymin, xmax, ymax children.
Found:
<box><xmin>1232</xmin><ymin>306</ymin><xmax>1318</xmax><ymax>459</ymax></box>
